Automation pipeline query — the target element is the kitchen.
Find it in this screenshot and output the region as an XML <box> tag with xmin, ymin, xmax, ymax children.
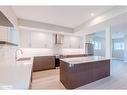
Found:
<box><xmin>0</xmin><ymin>6</ymin><xmax>127</xmax><ymax>90</ymax></box>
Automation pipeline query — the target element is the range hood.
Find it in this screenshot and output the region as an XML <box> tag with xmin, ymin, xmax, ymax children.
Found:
<box><xmin>0</xmin><ymin>11</ymin><xmax>13</xmax><ymax>27</ymax></box>
<box><xmin>55</xmin><ymin>34</ymin><xmax>64</xmax><ymax>44</ymax></box>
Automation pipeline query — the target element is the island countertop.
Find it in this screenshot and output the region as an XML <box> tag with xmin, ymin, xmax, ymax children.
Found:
<box><xmin>60</xmin><ymin>56</ymin><xmax>110</xmax><ymax>64</ymax></box>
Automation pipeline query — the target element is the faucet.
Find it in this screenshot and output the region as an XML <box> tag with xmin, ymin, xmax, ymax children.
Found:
<box><xmin>15</xmin><ymin>49</ymin><xmax>23</xmax><ymax>61</ymax></box>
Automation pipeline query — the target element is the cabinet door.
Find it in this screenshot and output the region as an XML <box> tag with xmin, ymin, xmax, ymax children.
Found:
<box><xmin>30</xmin><ymin>31</ymin><xmax>54</xmax><ymax>48</ymax></box>
<box><xmin>33</xmin><ymin>56</ymin><xmax>55</xmax><ymax>71</ymax></box>
<box><xmin>63</xmin><ymin>36</ymin><xmax>71</xmax><ymax>48</ymax></box>
<box><xmin>0</xmin><ymin>26</ymin><xmax>18</xmax><ymax>45</ymax></box>
<box><xmin>63</xmin><ymin>36</ymin><xmax>81</xmax><ymax>48</ymax></box>
<box><xmin>8</xmin><ymin>28</ymin><xmax>18</xmax><ymax>44</ymax></box>
<box><xmin>0</xmin><ymin>26</ymin><xmax>9</xmax><ymax>41</ymax></box>
<box><xmin>70</xmin><ymin>37</ymin><xmax>80</xmax><ymax>48</ymax></box>
<box><xmin>19</xmin><ymin>30</ymin><xmax>30</xmax><ymax>48</ymax></box>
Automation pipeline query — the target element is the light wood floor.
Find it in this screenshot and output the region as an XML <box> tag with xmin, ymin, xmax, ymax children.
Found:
<box><xmin>31</xmin><ymin>68</ymin><xmax>65</xmax><ymax>89</ymax></box>
<box><xmin>31</xmin><ymin>60</ymin><xmax>127</xmax><ymax>89</ymax></box>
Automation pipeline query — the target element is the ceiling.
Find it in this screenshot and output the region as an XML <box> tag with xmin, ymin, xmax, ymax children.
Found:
<box><xmin>12</xmin><ymin>6</ymin><xmax>113</xmax><ymax>28</ymax></box>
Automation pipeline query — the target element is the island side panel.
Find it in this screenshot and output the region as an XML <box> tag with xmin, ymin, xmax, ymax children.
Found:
<box><xmin>60</xmin><ymin>60</ymin><xmax>93</xmax><ymax>89</ymax></box>
<box><xmin>92</xmin><ymin>60</ymin><xmax>110</xmax><ymax>81</ymax></box>
<box><xmin>60</xmin><ymin>59</ymin><xmax>110</xmax><ymax>89</ymax></box>
<box><xmin>60</xmin><ymin>60</ymin><xmax>71</xmax><ymax>88</ymax></box>
<box><xmin>67</xmin><ymin>62</ymin><xmax>93</xmax><ymax>89</ymax></box>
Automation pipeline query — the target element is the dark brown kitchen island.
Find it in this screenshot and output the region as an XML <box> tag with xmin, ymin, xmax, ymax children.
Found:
<box><xmin>60</xmin><ymin>56</ymin><xmax>110</xmax><ymax>89</ymax></box>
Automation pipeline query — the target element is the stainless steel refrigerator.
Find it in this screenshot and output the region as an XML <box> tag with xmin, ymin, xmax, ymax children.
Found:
<box><xmin>85</xmin><ymin>43</ymin><xmax>94</xmax><ymax>55</ymax></box>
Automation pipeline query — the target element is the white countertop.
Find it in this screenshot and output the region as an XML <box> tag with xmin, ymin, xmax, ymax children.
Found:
<box><xmin>60</xmin><ymin>56</ymin><xmax>110</xmax><ymax>65</ymax></box>
<box><xmin>0</xmin><ymin>58</ymin><xmax>33</xmax><ymax>89</ymax></box>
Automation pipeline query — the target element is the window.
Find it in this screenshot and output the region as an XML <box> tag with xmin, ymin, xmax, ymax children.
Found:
<box><xmin>92</xmin><ymin>41</ymin><xmax>101</xmax><ymax>50</ymax></box>
<box><xmin>114</xmin><ymin>42</ymin><xmax>124</xmax><ymax>50</ymax></box>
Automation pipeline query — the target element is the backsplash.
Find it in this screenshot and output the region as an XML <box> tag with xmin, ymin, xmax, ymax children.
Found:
<box><xmin>0</xmin><ymin>46</ymin><xmax>85</xmax><ymax>63</ymax></box>
<box><xmin>18</xmin><ymin>48</ymin><xmax>54</xmax><ymax>58</ymax></box>
<box><xmin>0</xmin><ymin>45</ymin><xmax>17</xmax><ymax>65</ymax></box>
<box><xmin>18</xmin><ymin>48</ymin><xmax>84</xmax><ymax>58</ymax></box>
<box><xmin>61</xmin><ymin>49</ymin><xmax>84</xmax><ymax>55</ymax></box>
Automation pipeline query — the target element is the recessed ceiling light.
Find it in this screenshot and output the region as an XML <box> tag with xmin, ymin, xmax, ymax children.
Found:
<box><xmin>90</xmin><ymin>13</ymin><xmax>95</xmax><ymax>17</ymax></box>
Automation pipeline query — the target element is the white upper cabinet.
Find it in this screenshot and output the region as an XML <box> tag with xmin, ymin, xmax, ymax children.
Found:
<box><xmin>30</xmin><ymin>32</ymin><xmax>54</xmax><ymax>48</ymax></box>
<box><xmin>19</xmin><ymin>30</ymin><xmax>30</xmax><ymax>48</ymax></box>
<box><xmin>19</xmin><ymin>29</ymin><xmax>82</xmax><ymax>49</ymax></box>
<box><xmin>62</xmin><ymin>35</ymin><xmax>82</xmax><ymax>48</ymax></box>
<box><xmin>0</xmin><ymin>26</ymin><xmax>9</xmax><ymax>41</ymax></box>
<box><xmin>19</xmin><ymin>30</ymin><xmax>54</xmax><ymax>48</ymax></box>
<box><xmin>8</xmin><ymin>27</ymin><xmax>18</xmax><ymax>44</ymax></box>
<box><xmin>0</xmin><ymin>26</ymin><xmax>17</xmax><ymax>44</ymax></box>
<box><xmin>0</xmin><ymin>11</ymin><xmax>18</xmax><ymax>44</ymax></box>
